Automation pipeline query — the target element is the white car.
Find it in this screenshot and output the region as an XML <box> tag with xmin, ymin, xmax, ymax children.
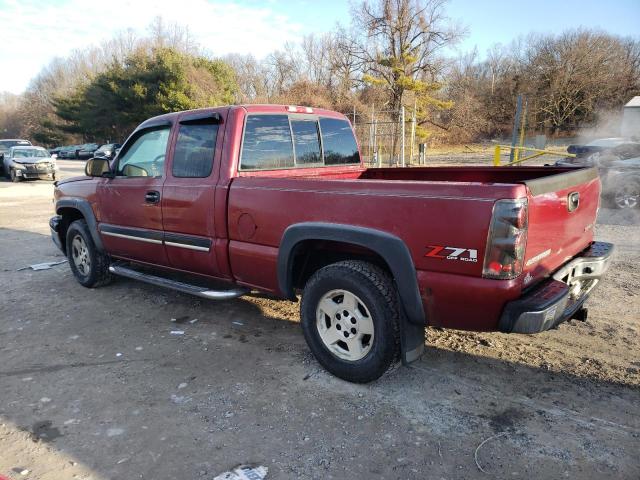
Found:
<box><xmin>3</xmin><ymin>146</ymin><xmax>58</xmax><ymax>182</ymax></box>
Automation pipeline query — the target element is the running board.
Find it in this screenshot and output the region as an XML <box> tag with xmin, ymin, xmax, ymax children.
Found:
<box><xmin>108</xmin><ymin>264</ymin><xmax>249</xmax><ymax>300</ymax></box>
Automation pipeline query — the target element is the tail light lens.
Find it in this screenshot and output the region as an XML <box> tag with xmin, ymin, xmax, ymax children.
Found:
<box><xmin>483</xmin><ymin>198</ymin><xmax>528</xmax><ymax>279</ymax></box>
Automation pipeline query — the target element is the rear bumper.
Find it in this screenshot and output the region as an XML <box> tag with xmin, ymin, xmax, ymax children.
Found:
<box><xmin>499</xmin><ymin>241</ymin><xmax>614</xmax><ymax>333</ymax></box>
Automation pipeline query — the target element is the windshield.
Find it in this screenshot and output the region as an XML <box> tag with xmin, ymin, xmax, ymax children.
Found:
<box><xmin>13</xmin><ymin>148</ymin><xmax>49</xmax><ymax>158</ymax></box>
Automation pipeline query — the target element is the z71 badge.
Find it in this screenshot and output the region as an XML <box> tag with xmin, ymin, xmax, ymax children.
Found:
<box><xmin>424</xmin><ymin>245</ymin><xmax>478</xmax><ymax>262</ymax></box>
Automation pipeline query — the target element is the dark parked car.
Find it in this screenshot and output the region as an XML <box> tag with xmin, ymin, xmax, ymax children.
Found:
<box><xmin>556</xmin><ymin>138</ymin><xmax>640</xmax><ymax>209</ymax></box>
<box><xmin>77</xmin><ymin>143</ymin><xmax>102</xmax><ymax>160</ymax></box>
<box><xmin>564</xmin><ymin>138</ymin><xmax>640</xmax><ymax>162</ymax></box>
<box><xmin>600</xmin><ymin>158</ymin><xmax>640</xmax><ymax>209</ymax></box>
<box><xmin>58</xmin><ymin>145</ymin><xmax>80</xmax><ymax>159</ymax></box>
<box><xmin>93</xmin><ymin>143</ymin><xmax>121</xmax><ymax>160</ymax></box>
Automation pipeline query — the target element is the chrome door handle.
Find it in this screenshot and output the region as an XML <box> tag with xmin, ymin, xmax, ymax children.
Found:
<box><xmin>145</xmin><ymin>191</ymin><xmax>160</xmax><ymax>204</ymax></box>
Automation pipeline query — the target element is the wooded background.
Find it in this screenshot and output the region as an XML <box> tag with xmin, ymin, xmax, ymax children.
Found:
<box><xmin>1</xmin><ymin>0</ymin><xmax>639</xmax><ymax>148</ymax></box>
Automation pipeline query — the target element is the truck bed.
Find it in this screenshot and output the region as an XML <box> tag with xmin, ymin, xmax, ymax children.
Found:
<box><xmin>244</xmin><ymin>165</ymin><xmax>585</xmax><ymax>183</ymax></box>
<box><xmin>229</xmin><ymin>165</ymin><xmax>600</xmax><ymax>330</ymax></box>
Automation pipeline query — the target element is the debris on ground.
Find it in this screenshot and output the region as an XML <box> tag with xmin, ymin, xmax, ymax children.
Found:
<box><xmin>232</xmin><ymin>321</ymin><xmax>244</xmax><ymax>326</ymax></box>
<box><xmin>171</xmin><ymin>316</ymin><xmax>190</xmax><ymax>324</ymax></box>
<box><xmin>213</xmin><ymin>465</ymin><xmax>268</xmax><ymax>480</ymax></box>
<box><xmin>170</xmin><ymin>330</ymin><xmax>185</xmax><ymax>335</ymax></box>
<box><xmin>474</xmin><ymin>431</ymin><xmax>509</xmax><ymax>474</ymax></box>
<box><xmin>17</xmin><ymin>260</ymin><xmax>67</xmax><ymax>271</ymax></box>
<box><xmin>170</xmin><ymin>394</ymin><xmax>191</xmax><ymax>405</ymax></box>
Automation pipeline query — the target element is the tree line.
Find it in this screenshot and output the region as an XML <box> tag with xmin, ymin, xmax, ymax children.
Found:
<box><xmin>1</xmin><ymin>1</ymin><xmax>638</xmax><ymax>148</ymax></box>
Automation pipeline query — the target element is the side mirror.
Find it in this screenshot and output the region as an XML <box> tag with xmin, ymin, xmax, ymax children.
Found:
<box><xmin>85</xmin><ymin>157</ymin><xmax>111</xmax><ymax>177</ymax></box>
<box><xmin>51</xmin><ymin>154</ymin><xmax>58</xmax><ymax>159</ymax></box>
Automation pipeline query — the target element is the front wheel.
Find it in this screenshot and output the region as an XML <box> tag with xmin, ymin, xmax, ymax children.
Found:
<box><xmin>66</xmin><ymin>219</ymin><xmax>112</xmax><ymax>288</ymax></box>
<box><xmin>300</xmin><ymin>260</ymin><xmax>400</xmax><ymax>383</ymax></box>
<box><xmin>10</xmin><ymin>169</ymin><xmax>21</xmax><ymax>182</ymax></box>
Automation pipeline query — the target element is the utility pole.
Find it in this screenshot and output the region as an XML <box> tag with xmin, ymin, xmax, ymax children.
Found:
<box><xmin>369</xmin><ymin>104</ymin><xmax>375</xmax><ymax>165</ymax></box>
<box><xmin>374</xmin><ymin>118</ymin><xmax>380</xmax><ymax>167</ymax></box>
<box><xmin>401</xmin><ymin>106</ymin><xmax>405</xmax><ymax>167</ymax></box>
<box><xmin>410</xmin><ymin>100</ymin><xmax>416</xmax><ymax>166</ymax></box>
<box><xmin>510</xmin><ymin>94</ymin><xmax>523</xmax><ymax>163</ymax></box>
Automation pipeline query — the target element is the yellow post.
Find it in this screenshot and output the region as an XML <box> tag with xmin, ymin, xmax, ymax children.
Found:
<box><xmin>493</xmin><ymin>145</ymin><xmax>501</xmax><ymax>166</ymax></box>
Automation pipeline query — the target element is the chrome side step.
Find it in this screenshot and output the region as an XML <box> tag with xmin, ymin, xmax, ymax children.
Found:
<box><xmin>108</xmin><ymin>264</ymin><xmax>249</xmax><ymax>300</ymax></box>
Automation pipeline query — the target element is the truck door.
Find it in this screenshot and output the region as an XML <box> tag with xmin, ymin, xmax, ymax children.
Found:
<box><xmin>161</xmin><ymin>112</ymin><xmax>227</xmax><ymax>278</ymax></box>
<box><xmin>96</xmin><ymin>124</ymin><xmax>171</xmax><ymax>266</ymax></box>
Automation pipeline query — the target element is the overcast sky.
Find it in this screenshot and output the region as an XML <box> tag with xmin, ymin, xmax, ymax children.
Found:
<box><xmin>1</xmin><ymin>0</ymin><xmax>639</xmax><ymax>95</ymax></box>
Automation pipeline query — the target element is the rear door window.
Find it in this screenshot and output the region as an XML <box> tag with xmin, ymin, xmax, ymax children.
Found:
<box><xmin>240</xmin><ymin>115</ymin><xmax>294</xmax><ymax>170</ymax></box>
<box><xmin>172</xmin><ymin>120</ymin><xmax>219</xmax><ymax>178</ymax></box>
<box><xmin>319</xmin><ymin>118</ymin><xmax>360</xmax><ymax>165</ymax></box>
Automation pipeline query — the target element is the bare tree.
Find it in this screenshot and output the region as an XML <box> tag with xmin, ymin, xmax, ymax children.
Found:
<box><xmin>347</xmin><ymin>0</ymin><xmax>462</xmax><ymax>114</ymax></box>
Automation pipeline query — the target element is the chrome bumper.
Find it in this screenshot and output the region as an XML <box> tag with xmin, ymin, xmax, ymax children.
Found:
<box><xmin>499</xmin><ymin>242</ymin><xmax>614</xmax><ymax>334</ymax></box>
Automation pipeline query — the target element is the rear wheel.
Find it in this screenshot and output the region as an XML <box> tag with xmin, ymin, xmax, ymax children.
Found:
<box><xmin>300</xmin><ymin>260</ymin><xmax>400</xmax><ymax>383</ymax></box>
<box><xmin>66</xmin><ymin>219</ymin><xmax>111</xmax><ymax>287</ymax></box>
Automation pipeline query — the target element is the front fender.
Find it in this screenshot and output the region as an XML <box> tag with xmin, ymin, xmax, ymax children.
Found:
<box><xmin>56</xmin><ymin>197</ymin><xmax>104</xmax><ymax>252</ymax></box>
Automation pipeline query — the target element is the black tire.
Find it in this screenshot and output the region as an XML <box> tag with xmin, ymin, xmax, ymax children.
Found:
<box><xmin>10</xmin><ymin>169</ymin><xmax>21</xmax><ymax>182</ymax></box>
<box><xmin>300</xmin><ymin>260</ymin><xmax>400</xmax><ymax>383</ymax></box>
<box><xmin>66</xmin><ymin>219</ymin><xmax>112</xmax><ymax>288</ymax></box>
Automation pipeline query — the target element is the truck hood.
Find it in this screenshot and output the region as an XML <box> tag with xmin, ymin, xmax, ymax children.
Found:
<box><xmin>56</xmin><ymin>175</ymin><xmax>91</xmax><ymax>185</ymax></box>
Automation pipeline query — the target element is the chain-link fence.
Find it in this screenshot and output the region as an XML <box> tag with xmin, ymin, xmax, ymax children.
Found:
<box><xmin>346</xmin><ymin>106</ymin><xmax>427</xmax><ymax>167</ymax></box>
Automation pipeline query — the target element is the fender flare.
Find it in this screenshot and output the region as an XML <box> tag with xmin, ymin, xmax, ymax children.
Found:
<box><xmin>56</xmin><ymin>198</ymin><xmax>105</xmax><ymax>252</ymax></box>
<box><xmin>277</xmin><ymin>222</ymin><xmax>426</xmax><ymax>326</ymax></box>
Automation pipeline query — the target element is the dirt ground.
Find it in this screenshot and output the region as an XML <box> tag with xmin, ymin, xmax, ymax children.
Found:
<box><xmin>0</xmin><ymin>160</ymin><xmax>638</xmax><ymax>479</ymax></box>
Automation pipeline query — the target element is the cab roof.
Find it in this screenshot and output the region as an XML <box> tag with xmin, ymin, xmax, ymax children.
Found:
<box><xmin>138</xmin><ymin>104</ymin><xmax>348</xmax><ymax>128</ymax></box>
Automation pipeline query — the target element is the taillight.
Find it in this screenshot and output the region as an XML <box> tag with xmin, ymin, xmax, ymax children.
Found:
<box><xmin>483</xmin><ymin>198</ymin><xmax>528</xmax><ymax>279</ymax></box>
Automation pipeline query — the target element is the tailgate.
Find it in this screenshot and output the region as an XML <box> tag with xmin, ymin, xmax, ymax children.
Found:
<box><xmin>522</xmin><ymin>168</ymin><xmax>600</xmax><ymax>286</ymax></box>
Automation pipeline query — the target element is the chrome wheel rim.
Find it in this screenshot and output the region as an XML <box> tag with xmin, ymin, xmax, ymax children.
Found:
<box><xmin>71</xmin><ymin>234</ymin><xmax>91</xmax><ymax>276</ymax></box>
<box><xmin>614</xmin><ymin>184</ymin><xmax>639</xmax><ymax>209</ymax></box>
<box><xmin>315</xmin><ymin>289</ymin><xmax>374</xmax><ymax>361</ymax></box>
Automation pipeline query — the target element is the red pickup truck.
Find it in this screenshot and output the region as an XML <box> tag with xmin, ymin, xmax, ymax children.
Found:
<box><xmin>50</xmin><ymin>104</ymin><xmax>613</xmax><ymax>382</ymax></box>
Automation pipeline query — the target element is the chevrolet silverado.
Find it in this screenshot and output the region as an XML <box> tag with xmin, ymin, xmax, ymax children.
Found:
<box><xmin>50</xmin><ymin>105</ymin><xmax>613</xmax><ymax>382</ymax></box>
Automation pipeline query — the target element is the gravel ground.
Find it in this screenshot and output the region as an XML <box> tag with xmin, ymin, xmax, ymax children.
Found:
<box><xmin>0</xmin><ymin>160</ymin><xmax>638</xmax><ymax>479</ymax></box>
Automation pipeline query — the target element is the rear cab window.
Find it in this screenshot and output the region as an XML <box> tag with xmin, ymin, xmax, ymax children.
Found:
<box><xmin>239</xmin><ymin>113</ymin><xmax>359</xmax><ymax>171</ymax></box>
<box><xmin>319</xmin><ymin>118</ymin><xmax>360</xmax><ymax>165</ymax></box>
